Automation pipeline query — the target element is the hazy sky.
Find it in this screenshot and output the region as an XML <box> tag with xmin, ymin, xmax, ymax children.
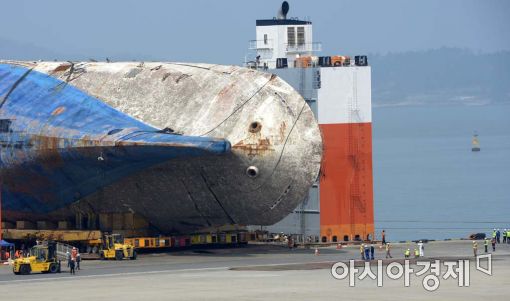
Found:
<box><xmin>1</xmin><ymin>0</ymin><xmax>508</xmax><ymax>64</ymax></box>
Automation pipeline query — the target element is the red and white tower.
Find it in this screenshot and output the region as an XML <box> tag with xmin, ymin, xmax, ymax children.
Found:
<box><xmin>318</xmin><ymin>67</ymin><xmax>374</xmax><ymax>242</ymax></box>
<box><xmin>249</xmin><ymin>1</ymin><xmax>374</xmax><ymax>242</ymax></box>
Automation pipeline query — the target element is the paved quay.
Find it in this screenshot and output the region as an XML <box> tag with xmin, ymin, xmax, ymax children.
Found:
<box><xmin>1</xmin><ymin>240</ymin><xmax>509</xmax><ymax>300</ymax></box>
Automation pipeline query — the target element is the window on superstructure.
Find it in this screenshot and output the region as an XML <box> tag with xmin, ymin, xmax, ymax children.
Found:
<box><xmin>287</xmin><ymin>27</ymin><xmax>296</xmax><ymax>47</ymax></box>
<box><xmin>297</xmin><ymin>27</ymin><xmax>305</xmax><ymax>46</ymax></box>
<box><xmin>264</xmin><ymin>34</ymin><xmax>268</xmax><ymax>45</ymax></box>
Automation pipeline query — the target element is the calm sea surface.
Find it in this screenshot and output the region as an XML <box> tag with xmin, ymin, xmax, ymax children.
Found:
<box><xmin>373</xmin><ymin>104</ymin><xmax>510</xmax><ymax>241</ymax></box>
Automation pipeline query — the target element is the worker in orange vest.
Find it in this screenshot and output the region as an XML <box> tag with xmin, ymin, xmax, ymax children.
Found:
<box><xmin>71</xmin><ymin>247</ymin><xmax>78</xmax><ymax>260</ymax></box>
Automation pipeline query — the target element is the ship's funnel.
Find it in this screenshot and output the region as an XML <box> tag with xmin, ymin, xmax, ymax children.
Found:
<box><xmin>277</xmin><ymin>1</ymin><xmax>289</xmax><ymax>20</ymax></box>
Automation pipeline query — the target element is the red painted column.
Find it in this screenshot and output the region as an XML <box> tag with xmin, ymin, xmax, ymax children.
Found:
<box><xmin>319</xmin><ymin>123</ymin><xmax>374</xmax><ymax>242</ymax></box>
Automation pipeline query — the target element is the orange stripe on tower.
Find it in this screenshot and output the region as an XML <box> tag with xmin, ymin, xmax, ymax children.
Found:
<box><xmin>319</xmin><ymin>122</ymin><xmax>374</xmax><ymax>242</ymax></box>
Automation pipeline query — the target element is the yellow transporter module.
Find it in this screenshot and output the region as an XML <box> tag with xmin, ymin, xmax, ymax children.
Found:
<box><xmin>12</xmin><ymin>242</ymin><xmax>61</xmax><ymax>275</ymax></box>
<box><xmin>124</xmin><ymin>237</ymin><xmax>172</xmax><ymax>248</ymax></box>
<box><xmin>191</xmin><ymin>234</ymin><xmax>208</xmax><ymax>245</ymax></box>
<box><xmin>192</xmin><ymin>232</ymin><xmax>245</xmax><ymax>245</ymax></box>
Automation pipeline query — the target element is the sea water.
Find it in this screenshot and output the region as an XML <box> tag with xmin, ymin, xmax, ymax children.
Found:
<box><xmin>373</xmin><ymin>104</ymin><xmax>510</xmax><ymax>241</ymax></box>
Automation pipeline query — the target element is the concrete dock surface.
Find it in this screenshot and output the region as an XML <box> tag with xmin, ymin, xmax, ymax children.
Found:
<box><xmin>1</xmin><ymin>240</ymin><xmax>509</xmax><ymax>300</ymax></box>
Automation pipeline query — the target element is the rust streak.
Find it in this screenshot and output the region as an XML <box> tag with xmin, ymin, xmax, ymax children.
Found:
<box><xmin>279</xmin><ymin>121</ymin><xmax>287</xmax><ymax>143</ymax></box>
<box><xmin>51</xmin><ymin>106</ymin><xmax>66</xmax><ymax>116</ymax></box>
<box><xmin>217</xmin><ymin>83</ymin><xmax>235</xmax><ymax>97</ymax></box>
<box><xmin>52</xmin><ymin>64</ymin><xmax>72</xmax><ymax>73</ymax></box>
<box><xmin>232</xmin><ymin>138</ymin><xmax>274</xmax><ymax>157</ymax></box>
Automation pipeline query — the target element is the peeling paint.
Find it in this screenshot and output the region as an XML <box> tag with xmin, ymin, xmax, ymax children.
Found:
<box><xmin>0</xmin><ymin>63</ymin><xmax>230</xmax><ymax>219</ymax></box>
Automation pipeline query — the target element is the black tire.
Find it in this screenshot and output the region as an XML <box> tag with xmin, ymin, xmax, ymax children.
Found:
<box><xmin>115</xmin><ymin>250</ymin><xmax>124</xmax><ymax>261</ymax></box>
<box><xmin>131</xmin><ymin>250</ymin><xmax>137</xmax><ymax>260</ymax></box>
<box><xmin>100</xmin><ymin>252</ymin><xmax>106</xmax><ymax>260</ymax></box>
<box><xmin>20</xmin><ymin>264</ymin><xmax>31</xmax><ymax>275</ymax></box>
<box><xmin>334</xmin><ymin>61</ymin><xmax>342</xmax><ymax>66</ymax></box>
<box><xmin>49</xmin><ymin>263</ymin><xmax>58</xmax><ymax>273</ymax></box>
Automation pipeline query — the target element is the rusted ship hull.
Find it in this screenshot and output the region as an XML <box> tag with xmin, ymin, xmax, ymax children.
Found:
<box><xmin>0</xmin><ymin>61</ymin><xmax>322</xmax><ymax>234</ymax></box>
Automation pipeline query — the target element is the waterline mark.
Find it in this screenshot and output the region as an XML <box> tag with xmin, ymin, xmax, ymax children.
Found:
<box><xmin>331</xmin><ymin>254</ymin><xmax>492</xmax><ymax>291</ymax></box>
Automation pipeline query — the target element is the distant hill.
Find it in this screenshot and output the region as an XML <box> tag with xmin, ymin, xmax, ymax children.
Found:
<box><xmin>0</xmin><ymin>37</ymin><xmax>155</xmax><ymax>62</ymax></box>
<box><xmin>370</xmin><ymin>48</ymin><xmax>510</xmax><ymax>106</ymax></box>
<box><xmin>0</xmin><ymin>37</ymin><xmax>65</xmax><ymax>61</ymax></box>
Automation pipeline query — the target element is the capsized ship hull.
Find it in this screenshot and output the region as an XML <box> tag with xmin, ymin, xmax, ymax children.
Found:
<box><xmin>0</xmin><ymin>61</ymin><xmax>322</xmax><ymax>234</ymax></box>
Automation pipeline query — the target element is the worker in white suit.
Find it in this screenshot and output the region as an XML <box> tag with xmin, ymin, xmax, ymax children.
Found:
<box><xmin>417</xmin><ymin>241</ymin><xmax>424</xmax><ymax>257</ymax></box>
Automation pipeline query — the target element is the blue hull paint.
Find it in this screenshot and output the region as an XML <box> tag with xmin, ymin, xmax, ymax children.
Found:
<box><xmin>0</xmin><ymin>64</ymin><xmax>230</xmax><ymax>214</ymax></box>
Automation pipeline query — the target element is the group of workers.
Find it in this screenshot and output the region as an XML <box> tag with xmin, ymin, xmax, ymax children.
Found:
<box><xmin>358</xmin><ymin>230</ymin><xmax>428</xmax><ymax>261</ymax></box>
<box><xmin>472</xmin><ymin>228</ymin><xmax>509</xmax><ymax>256</ymax></box>
<box><xmin>379</xmin><ymin>228</ymin><xmax>510</xmax><ymax>260</ymax></box>
<box><xmin>359</xmin><ymin>243</ymin><xmax>377</xmax><ymax>260</ymax></box>
<box><xmin>492</xmin><ymin>229</ymin><xmax>510</xmax><ymax>244</ymax></box>
<box><xmin>65</xmin><ymin>247</ymin><xmax>81</xmax><ymax>275</ymax></box>
<box><xmin>359</xmin><ymin>230</ymin><xmax>386</xmax><ymax>260</ymax></box>
<box><xmin>375</xmin><ymin>228</ymin><xmax>510</xmax><ymax>261</ymax></box>
<box><xmin>472</xmin><ymin>239</ymin><xmax>495</xmax><ymax>256</ymax></box>
<box><xmin>1</xmin><ymin>242</ymin><xmax>47</xmax><ymax>261</ymax></box>
<box><xmin>2</xmin><ymin>248</ymin><xmax>30</xmax><ymax>260</ymax></box>
<box><xmin>403</xmin><ymin>241</ymin><xmax>425</xmax><ymax>259</ymax></box>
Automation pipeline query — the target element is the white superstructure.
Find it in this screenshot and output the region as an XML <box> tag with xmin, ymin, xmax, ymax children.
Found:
<box><xmin>251</xmin><ymin>19</ymin><xmax>318</xmax><ymax>69</ymax></box>
<box><xmin>248</xmin><ymin>1</ymin><xmax>321</xmax><ymax>70</ymax></box>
